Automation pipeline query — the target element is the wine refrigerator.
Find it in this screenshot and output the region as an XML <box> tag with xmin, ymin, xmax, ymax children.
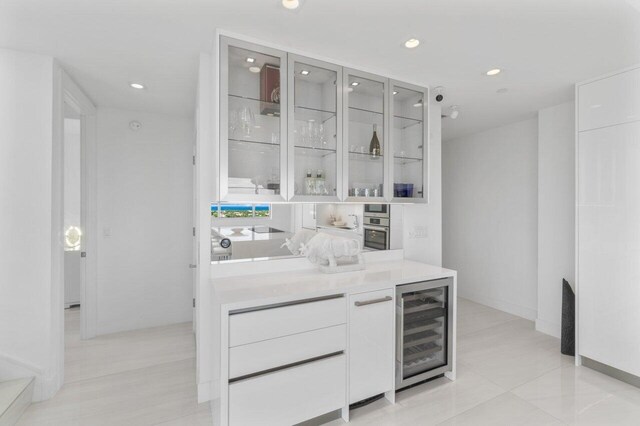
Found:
<box><xmin>396</xmin><ymin>278</ymin><xmax>453</xmax><ymax>389</ymax></box>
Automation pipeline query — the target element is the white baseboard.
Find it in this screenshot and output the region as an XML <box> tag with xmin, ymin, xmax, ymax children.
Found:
<box><xmin>0</xmin><ymin>351</ymin><xmax>63</xmax><ymax>402</ymax></box>
<box><xmin>535</xmin><ymin>318</ymin><xmax>561</xmax><ymax>339</ymax></box>
<box><xmin>460</xmin><ymin>291</ymin><xmax>537</xmax><ymax>321</ymax></box>
<box><xmin>197</xmin><ymin>381</ymin><xmax>212</xmax><ymax>404</ymax></box>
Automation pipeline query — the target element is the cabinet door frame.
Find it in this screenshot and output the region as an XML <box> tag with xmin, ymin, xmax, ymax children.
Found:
<box><xmin>388</xmin><ymin>80</ymin><xmax>429</xmax><ymax>204</ymax></box>
<box><xmin>219</xmin><ymin>36</ymin><xmax>289</xmax><ymax>202</ymax></box>
<box><xmin>287</xmin><ymin>54</ymin><xmax>343</xmax><ymax>202</ymax></box>
<box><xmin>342</xmin><ymin>68</ymin><xmax>391</xmax><ymax>203</ymax></box>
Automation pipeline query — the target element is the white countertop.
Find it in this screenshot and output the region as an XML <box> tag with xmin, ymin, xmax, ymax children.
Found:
<box><xmin>212</xmin><ymin>259</ymin><xmax>456</xmax><ymax>310</ymax></box>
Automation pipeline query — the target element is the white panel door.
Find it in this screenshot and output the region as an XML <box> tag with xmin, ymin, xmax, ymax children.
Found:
<box><xmin>578</xmin><ymin>120</ymin><xmax>640</xmax><ymax>377</ymax></box>
<box><xmin>348</xmin><ymin>289</ymin><xmax>394</xmax><ymax>403</ymax></box>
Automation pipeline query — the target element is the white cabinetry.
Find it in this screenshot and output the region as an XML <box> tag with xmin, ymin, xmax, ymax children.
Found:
<box><xmin>217</xmin><ymin>35</ymin><xmax>429</xmax><ymax>203</ymax></box>
<box><xmin>577</xmin><ymin>66</ymin><xmax>640</xmax><ymax>378</ymax></box>
<box><xmin>348</xmin><ymin>289</ymin><xmax>395</xmax><ymax>404</ymax></box>
<box><xmin>224</xmin><ymin>295</ymin><xmax>347</xmax><ymax>426</ymax></box>
<box><xmin>578</xmin><ymin>67</ymin><xmax>640</xmax><ymax>132</ymax></box>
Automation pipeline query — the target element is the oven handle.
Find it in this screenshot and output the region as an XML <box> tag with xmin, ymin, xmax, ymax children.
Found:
<box><xmin>363</xmin><ymin>225</ymin><xmax>389</xmax><ymax>232</ymax></box>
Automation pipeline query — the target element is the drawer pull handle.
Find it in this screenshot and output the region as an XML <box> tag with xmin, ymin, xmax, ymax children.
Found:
<box><xmin>354</xmin><ymin>296</ymin><xmax>392</xmax><ymax>306</ymax></box>
<box><xmin>229</xmin><ymin>350</ymin><xmax>344</xmax><ymax>383</ymax></box>
<box><xmin>230</xmin><ymin>294</ymin><xmax>344</xmax><ymax>315</ymax></box>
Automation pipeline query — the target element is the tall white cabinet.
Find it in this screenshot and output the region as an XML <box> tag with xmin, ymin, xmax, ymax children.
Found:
<box><xmin>577</xmin><ymin>66</ymin><xmax>640</xmax><ymax>378</ymax></box>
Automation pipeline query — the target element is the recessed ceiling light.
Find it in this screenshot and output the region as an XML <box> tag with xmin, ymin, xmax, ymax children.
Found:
<box><xmin>249</xmin><ymin>66</ymin><xmax>261</xmax><ymax>73</ymax></box>
<box><xmin>130</xmin><ymin>83</ymin><xmax>145</xmax><ymax>89</ymax></box>
<box><xmin>246</xmin><ymin>57</ymin><xmax>255</xmax><ymax>63</ymax></box>
<box><xmin>404</xmin><ymin>38</ymin><xmax>420</xmax><ymax>49</ymax></box>
<box><xmin>351</xmin><ymin>82</ymin><xmax>359</xmax><ymax>87</ymax></box>
<box><xmin>300</xmin><ymin>70</ymin><xmax>310</xmax><ymax>75</ymax></box>
<box><xmin>282</xmin><ymin>0</ymin><xmax>299</xmax><ymax>9</ymax></box>
<box><xmin>393</xmin><ymin>91</ymin><xmax>398</xmax><ymax>95</ymax></box>
<box><xmin>486</xmin><ymin>68</ymin><xmax>501</xmax><ymax>76</ymax></box>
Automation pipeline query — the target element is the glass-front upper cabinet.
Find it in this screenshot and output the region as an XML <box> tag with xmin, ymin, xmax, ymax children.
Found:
<box><xmin>219</xmin><ymin>37</ymin><xmax>288</xmax><ymax>201</ymax></box>
<box><xmin>342</xmin><ymin>69</ymin><xmax>389</xmax><ymax>202</ymax></box>
<box><xmin>389</xmin><ymin>81</ymin><xmax>428</xmax><ymax>202</ymax></box>
<box><xmin>287</xmin><ymin>55</ymin><xmax>342</xmax><ymax>201</ymax></box>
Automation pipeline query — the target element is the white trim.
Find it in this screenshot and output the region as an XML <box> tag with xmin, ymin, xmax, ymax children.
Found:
<box><xmin>575</xmin><ymin>63</ymin><xmax>640</xmax><ymax>87</ymax></box>
<box><xmin>535</xmin><ymin>318</ymin><xmax>561</xmax><ymax>339</ymax></box>
<box><xmin>61</xmin><ymin>70</ymin><xmax>98</xmax><ymax>340</ymax></box>
<box><xmin>459</xmin><ymin>290</ymin><xmax>537</xmax><ymax>321</ymax></box>
<box><xmin>215</xmin><ymin>29</ymin><xmax>433</xmax><ymax>90</ymax></box>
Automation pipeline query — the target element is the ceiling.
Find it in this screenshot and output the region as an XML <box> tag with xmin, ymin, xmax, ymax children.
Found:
<box><xmin>1</xmin><ymin>0</ymin><xmax>638</xmax><ymax>140</ymax></box>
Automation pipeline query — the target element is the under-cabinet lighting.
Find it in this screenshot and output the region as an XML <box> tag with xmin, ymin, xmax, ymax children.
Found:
<box><xmin>404</xmin><ymin>38</ymin><xmax>420</xmax><ymax>49</ymax></box>
<box><xmin>130</xmin><ymin>83</ymin><xmax>145</xmax><ymax>89</ymax></box>
<box><xmin>486</xmin><ymin>68</ymin><xmax>501</xmax><ymax>76</ymax></box>
<box><xmin>246</xmin><ymin>57</ymin><xmax>255</xmax><ymax>63</ymax></box>
<box><xmin>249</xmin><ymin>66</ymin><xmax>261</xmax><ymax>73</ymax></box>
<box><xmin>413</xmin><ymin>99</ymin><xmax>423</xmax><ymax>107</ymax></box>
<box><xmin>282</xmin><ymin>0</ymin><xmax>299</xmax><ymax>9</ymax></box>
<box><xmin>300</xmin><ymin>70</ymin><xmax>310</xmax><ymax>75</ymax></box>
<box><xmin>351</xmin><ymin>82</ymin><xmax>359</xmax><ymax>86</ymax></box>
<box><xmin>393</xmin><ymin>91</ymin><xmax>398</xmax><ymax>95</ymax></box>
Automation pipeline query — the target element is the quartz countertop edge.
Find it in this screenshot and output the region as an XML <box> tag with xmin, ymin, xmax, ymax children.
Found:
<box><xmin>212</xmin><ymin>259</ymin><xmax>456</xmax><ymax>311</ymax></box>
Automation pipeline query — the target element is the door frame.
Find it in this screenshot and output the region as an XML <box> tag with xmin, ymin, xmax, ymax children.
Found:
<box><xmin>61</xmin><ymin>71</ymin><xmax>98</xmax><ymax>339</ymax></box>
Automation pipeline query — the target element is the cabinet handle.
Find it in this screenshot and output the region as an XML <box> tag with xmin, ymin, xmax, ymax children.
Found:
<box><xmin>354</xmin><ymin>296</ymin><xmax>392</xmax><ymax>306</ymax></box>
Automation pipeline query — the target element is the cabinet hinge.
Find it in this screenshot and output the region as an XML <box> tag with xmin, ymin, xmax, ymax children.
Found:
<box><xmin>192</xmin><ymin>227</ymin><xmax>196</xmax><ymax>236</ymax></box>
<box><xmin>193</xmin><ymin>298</ymin><xmax>196</xmax><ymax>308</ymax></box>
<box><xmin>192</xmin><ymin>155</ymin><xmax>196</xmax><ymax>166</ymax></box>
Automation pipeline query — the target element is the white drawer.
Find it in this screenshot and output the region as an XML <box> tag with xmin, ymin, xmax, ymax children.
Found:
<box><xmin>229</xmin><ymin>324</ymin><xmax>346</xmax><ymax>380</ymax></box>
<box><xmin>229</xmin><ymin>353</ymin><xmax>346</xmax><ymax>426</ymax></box>
<box><xmin>229</xmin><ymin>295</ymin><xmax>346</xmax><ymax>347</ymax></box>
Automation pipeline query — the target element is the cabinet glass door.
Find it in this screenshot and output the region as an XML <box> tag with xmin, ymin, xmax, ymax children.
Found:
<box><xmin>288</xmin><ymin>55</ymin><xmax>342</xmax><ymax>201</ymax></box>
<box><xmin>390</xmin><ymin>81</ymin><xmax>428</xmax><ymax>202</ymax></box>
<box><xmin>220</xmin><ymin>37</ymin><xmax>288</xmax><ymax>201</ymax></box>
<box><xmin>343</xmin><ymin>70</ymin><xmax>389</xmax><ymax>202</ymax></box>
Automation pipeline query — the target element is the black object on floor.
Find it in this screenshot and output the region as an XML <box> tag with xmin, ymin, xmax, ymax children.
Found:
<box><xmin>561</xmin><ymin>278</ymin><xmax>575</xmax><ymax>356</ymax></box>
<box><xmin>349</xmin><ymin>393</ymin><xmax>384</xmax><ymax>409</ymax></box>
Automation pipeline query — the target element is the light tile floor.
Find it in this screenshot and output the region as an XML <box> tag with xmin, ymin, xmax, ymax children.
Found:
<box><xmin>18</xmin><ymin>300</ymin><xmax>640</xmax><ymax>425</ymax></box>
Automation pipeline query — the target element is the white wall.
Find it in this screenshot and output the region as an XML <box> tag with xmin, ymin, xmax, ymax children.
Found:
<box><xmin>95</xmin><ymin>107</ymin><xmax>193</xmax><ymax>335</ymax></box>
<box><xmin>403</xmin><ymin>100</ymin><xmax>443</xmax><ymax>266</ymax></box>
<box><xmin>0</xmin><ymin>48</ymin><xmax>59</xmax><ymax>400</ymax></box>
<box><xmin>537</xmin><ymin>102</ymin><xmax>575</xmax><ymax>338</ymax></box>
<box><xmin>443</xmin><ymin>118</ymin><xmax>539</xmax><ymax>320</ymax></box>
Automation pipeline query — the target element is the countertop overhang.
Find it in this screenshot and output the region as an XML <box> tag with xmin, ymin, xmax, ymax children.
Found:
<box><xmin>212</xmin><ymin>259</ymin><xmax>456</xmax><ymax>311</ymax></box>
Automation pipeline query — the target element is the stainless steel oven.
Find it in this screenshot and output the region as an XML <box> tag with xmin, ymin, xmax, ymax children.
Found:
<box><xmin>364</xmin><ymin>204</ymin><xmax>389</xmax><ymax>218</ymax></box>
<box><xmin>396</xmin><ymin>278</ymin><xmax>453</xmax><ymax>389</ymax></box>
<box><xmin>363</xmin><ymin>204</ymin><xmax>390</xmax><ymax>250</ymax></box>
<box><xmin>363</xmin><ymin>224</ymin><xmax>389</xmax><ymax>250</ymax></box>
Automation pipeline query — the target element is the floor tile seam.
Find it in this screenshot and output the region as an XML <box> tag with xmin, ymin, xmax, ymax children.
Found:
<box><xmin>63</xmin><ymin>356</ymin><xmax>197</xmax><ymax>386</ymax></box>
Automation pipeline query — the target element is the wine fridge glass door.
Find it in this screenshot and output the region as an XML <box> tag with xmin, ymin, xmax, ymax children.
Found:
<box><xmin>397</xmin><ymin>279</ymin><xmax>452</xmax><ymax>389</ymax></box>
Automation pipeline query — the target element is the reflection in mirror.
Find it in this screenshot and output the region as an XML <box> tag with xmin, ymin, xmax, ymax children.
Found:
<box><xmin>211</xmin><ymin>203</ymin><xmax>403</xmax><ymax>263</ymax></box>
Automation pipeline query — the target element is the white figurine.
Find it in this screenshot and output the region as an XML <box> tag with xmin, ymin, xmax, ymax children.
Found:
<box><xmin>300</xmin><ymin>232</ymin><xmax>364</xmax><ymax>273</ymax></box>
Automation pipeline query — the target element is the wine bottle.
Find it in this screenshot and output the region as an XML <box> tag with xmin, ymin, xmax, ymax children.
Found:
<box><xmin>369</xmin><ymin>124</ymin><xmax>381</xmax><ymax>158</ymax></box>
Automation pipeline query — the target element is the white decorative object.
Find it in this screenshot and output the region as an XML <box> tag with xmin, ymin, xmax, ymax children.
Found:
<box><xmin>300</xmin><ymin>232</ymin><xmax>364</xmax><ymax>273</ymax></box>
<box><xmin>282</xmin><ymin>229</ymin><xmax>318</xmax><ymax>256</ymax></box>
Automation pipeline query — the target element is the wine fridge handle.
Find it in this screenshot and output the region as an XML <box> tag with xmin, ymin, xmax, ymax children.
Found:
<box><xmin>354</xmin><ymin>296</ymin><xmax>393</xmax><ymax>306</ymax></box>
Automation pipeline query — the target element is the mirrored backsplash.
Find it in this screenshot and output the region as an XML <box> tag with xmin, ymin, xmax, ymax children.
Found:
<box><xmin>211</xmin><ymin>203</ymin><xmax>403</xmax><ymax>263</ymax></box>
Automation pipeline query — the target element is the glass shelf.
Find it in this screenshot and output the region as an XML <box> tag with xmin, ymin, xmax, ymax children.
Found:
<box><xmin>229</xmin><ymin>94</ymin><xmax>281</xmax><ymax>115</ymax></box>
<box><xmin>294</xmin><ymin>107</ymin><xmax>336</xmax><ymax>125</ymax></box>
<box><xmin>294</xmin><ymin>145</ymin><xmax>337</xmax><ymax>157</ymax></box>
<box><xmin>229</xmin><ymin>138</ymin><xmax>280</xmax><ymax>152</ymax></box>
<box><xmin>349</xmin><ymin>150</ymin><xmax>384</xmax><ymax>160</ymax></box>
<box><xmin>394</xmin><ymin>115</ymin><xmax>423</xmax><ymax>130</ymax></box>
<box><xmin>394</xmin><ymin>156</ymin><xmax>423</xmax><ymax>165</ymax></box>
